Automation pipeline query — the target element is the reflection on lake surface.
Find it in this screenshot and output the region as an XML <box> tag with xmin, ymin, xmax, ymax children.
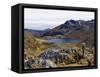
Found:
<box><xmin>46</xmin><ymin>38</ymin><xmax>81</xmax><ymax>44</ymax></box>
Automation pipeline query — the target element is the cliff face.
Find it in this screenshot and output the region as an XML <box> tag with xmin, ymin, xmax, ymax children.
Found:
<box><xmin>42</xmin><ymin>20</ymin><xmax>94</xmax><ymax>36</ymax></box>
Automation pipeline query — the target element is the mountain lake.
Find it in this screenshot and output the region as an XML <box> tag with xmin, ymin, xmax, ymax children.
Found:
<box><xmin>46</xmin><ymin>38</ymin><xmax>81</xmax><ymax>44</ymax></box>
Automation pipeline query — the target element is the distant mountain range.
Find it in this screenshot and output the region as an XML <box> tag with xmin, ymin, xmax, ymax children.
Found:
<box><xmin>24</xmin><ymin>19</ymin><xmax>94</xmax><ymax>36</ymax></box>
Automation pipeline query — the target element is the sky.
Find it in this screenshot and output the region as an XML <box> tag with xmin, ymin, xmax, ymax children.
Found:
<box><xmin>24</xmin><ymin>8</ymin><xmax>94</xmax><ymax>30</ymax></box>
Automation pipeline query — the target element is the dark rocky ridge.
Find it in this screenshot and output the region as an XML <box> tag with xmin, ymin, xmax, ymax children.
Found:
<box><xmin>25</xmin><ymin>19</ymin><xmax>94</xmax><ymax>36</ymax></box>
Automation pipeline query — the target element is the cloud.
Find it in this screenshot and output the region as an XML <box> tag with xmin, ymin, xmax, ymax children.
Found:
<box><xmin>24</xmin><ymin>8</ymin><xmax>94</xmax><ymax>30</ymax></box>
